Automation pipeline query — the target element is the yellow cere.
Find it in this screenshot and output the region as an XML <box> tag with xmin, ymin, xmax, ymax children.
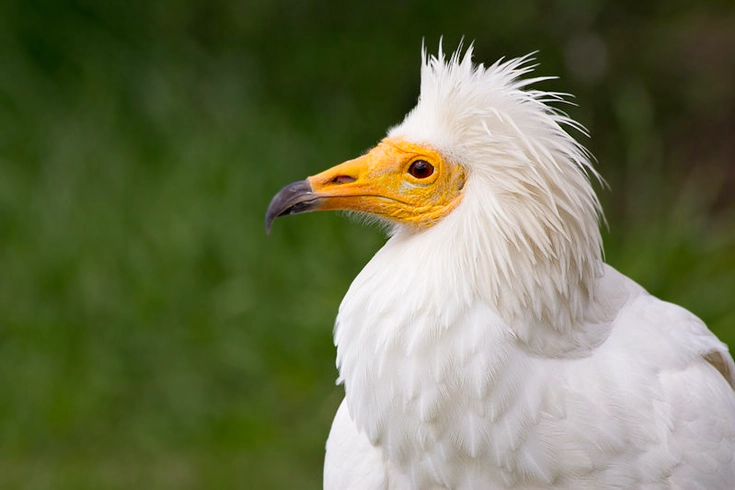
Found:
<box><xmin>307</xmin><ymin>138</ymin><xmax>466</xmax><ymax>227</ymax></box>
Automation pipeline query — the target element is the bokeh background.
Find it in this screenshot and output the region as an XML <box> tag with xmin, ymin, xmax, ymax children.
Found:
<box><xmin>1</xmin><ymin>0</ymin><xmax>734</xmax><ymax>488</ymax></box>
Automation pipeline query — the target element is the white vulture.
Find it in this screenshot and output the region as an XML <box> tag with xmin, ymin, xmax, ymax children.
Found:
<box><xmin>265</xmin><ymin>46</ymin><xmax>735</xmax><ymax>489</ymax></box>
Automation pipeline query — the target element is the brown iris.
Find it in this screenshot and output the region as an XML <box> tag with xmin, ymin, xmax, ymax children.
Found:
<box><xmin>408</xmin><ymin>160</ymin><xmax>434</xmax><ymax>179</ymax></box>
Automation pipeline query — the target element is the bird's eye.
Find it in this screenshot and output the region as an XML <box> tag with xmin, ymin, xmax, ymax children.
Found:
<box><xmin>408</xmin><ymin>160</ymin><xmax>435</xmax><ymax>179</ymax></box>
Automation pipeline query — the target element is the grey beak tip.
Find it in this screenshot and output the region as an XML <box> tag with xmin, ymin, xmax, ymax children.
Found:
<box><xmin>264</xmin><ymin>180</ymin><xmax>316</xmax><ymax>234</ymax></box>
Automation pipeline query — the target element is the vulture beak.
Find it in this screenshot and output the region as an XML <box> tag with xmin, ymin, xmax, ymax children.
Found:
<box><xmin>265</xmin><ymin>149</ymin><xmax>380</xmax><ymax>234</ymax></box>
<box><xmin>265</xmin><ymin>180</ymin><xmax>317</xmax><ymax>234</ymax></box>
<box><xmin>265</xmin><ymin>138</ymin><xmax>466</xmax><ymax>234</ymax></box>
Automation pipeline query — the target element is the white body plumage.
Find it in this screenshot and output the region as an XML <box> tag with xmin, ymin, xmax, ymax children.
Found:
<box><xmin>311</xmin><ymin>47</ymin><xmax>735</xmax><ymax>489</ymax></box>
<box><xmin>327</xmin><ymin>243</ymin><xmax>735</xmax><ymax>489</ymax></box>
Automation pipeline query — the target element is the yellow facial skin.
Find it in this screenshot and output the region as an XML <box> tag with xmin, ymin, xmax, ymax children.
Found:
<box><xmin>307</xmin><ymin>138</ymin><xmax>466</xmax><ymax>228</ymax></box>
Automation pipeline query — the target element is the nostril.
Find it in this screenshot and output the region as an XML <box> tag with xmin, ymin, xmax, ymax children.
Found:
<box><xmin>331</xmin><ymin>175</ymin><xmax>357</xmax><ymax>185</ymax></box>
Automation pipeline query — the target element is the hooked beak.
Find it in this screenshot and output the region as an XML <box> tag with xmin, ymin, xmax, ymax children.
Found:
<box><xmin>265</xmin><ymin>150</ymin><xmax>374</xmax><ymax>234</ymax></box>
<box><xmin>265</xmin><ymin>138</ymin><xmax>466</xmax><ymax>234</ymax></box>
<box><xmin>264</xmin><ymin>180</ymin><xmax>318</xmax><ymax>234</ymax></box>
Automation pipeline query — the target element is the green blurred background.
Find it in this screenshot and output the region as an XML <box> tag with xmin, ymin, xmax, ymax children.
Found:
<box><xmin>0</xmin><ymin>0</ymin><xmax>733</xmax><ymax>488</ymax></box>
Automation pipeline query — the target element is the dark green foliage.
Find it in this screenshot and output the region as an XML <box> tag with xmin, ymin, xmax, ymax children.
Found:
<box><xmin>0</xmin><ymin>1</ymin><xmax>733</xmax><ymax>487</ymax></box>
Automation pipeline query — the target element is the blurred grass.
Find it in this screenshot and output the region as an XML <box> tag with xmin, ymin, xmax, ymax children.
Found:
<box><xmin>0</xmin><ymin>0</ymin><xmax>733</xmax><ymax>488</ymax></box>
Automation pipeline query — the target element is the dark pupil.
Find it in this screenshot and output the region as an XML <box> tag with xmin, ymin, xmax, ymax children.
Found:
<box><xmin>409</xmin><ymin>160</ymin><xmax>434</xmax><ymax>179</ymax></box>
